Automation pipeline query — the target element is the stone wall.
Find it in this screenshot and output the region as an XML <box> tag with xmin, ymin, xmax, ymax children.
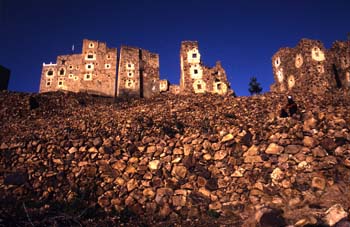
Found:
<box><xmin>179</xmin><ymin>41</ymin><xmax>233</xmax><ymax>95</ymax></box>
<box><xmin>39</xmin><ymin>39</ymin><xmax>118</xmax><ymax>97</ymax></box>
<box><xmin>117</xmin><ymin>46</ymin><xmax>141</xmax><ymax>98</ymax></box>
<box><xmin>0</xmin><ymin>65</ymin><xmax>10</xmax><ymax>90</ymax></box>
<box><xmin>116</xmin><ymin>46</ymin><xmax>160</xmax><ymax>98</ymax></box>
<box><xmin>270</xmin><ymin>39</ymin><xmax>350</xmax><ymax>94</ymax></box>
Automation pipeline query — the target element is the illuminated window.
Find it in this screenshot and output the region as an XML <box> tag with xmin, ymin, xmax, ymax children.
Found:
<box><xmin>105</xmin><ymin>64</ymin><xmax>111</xmax><ymax>69</ymax></box>
<box><xmin>194</xmin><ymin>69</ymin><xmax>198</xmax><ymax>74</ymax></box>
<box><xmin>192</xmin><ymin>53</ymin><xmax>197</xmax><ymax>58</ymax></box>
<box><xmin>69</xmin><ymin>65</ymin><xmax>73</xmax><ymax>70</ymax></box>
<box><xmin>89</xmin><ymin>42</ymin><xmax>94</xmax><ymax>48</ymax></box>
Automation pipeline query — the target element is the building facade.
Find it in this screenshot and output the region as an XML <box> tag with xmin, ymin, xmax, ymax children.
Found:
<box><xmin>39</xmin><ymin>39</ymin><xmax>118</xmax><ymax>97</ymax></box>
<box><xmin>270</xmin><ymin>39</ymin><xmax>350</xmax><ymax>94</ymax></box>
<box><xmin>179</xmin><ymin>41</ymin><xmax>233</xmax><ymax>95</ymax></box>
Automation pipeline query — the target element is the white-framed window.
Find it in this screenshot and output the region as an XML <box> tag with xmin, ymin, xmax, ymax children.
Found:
<box><xmin>275</xmin><ymin>57</ymin><xmax>281</xmax><ymax>67</ymax></box>
<box><xmin>84</xmin><ymin>74</ymin><xmax>92</xmax><ymax>81</ymax></box>
<box><xmin>46</xmin><ymin>69</ymin><xmax>55</xmax><ymax>77</ymax></box>
<box><xmin>127</xmin><ymin>71</ymin><xmax>134</xmax><ymax>77</ymax></box>
<box><xmin>69</xmin><ymin>74</ymin><xmax>74</xmax><ymax>79</ymax></box>
<box><xmin>89</xmin><ymin>42</ymin><xmax>94</xmax><ymax>48</ymax></box>
<box><xmin>85</xmin><ymin>52</ymin><xmax>96</xmax><ymax>60</ymax></box>
<box><xmin>69</xmin><ymin>65</ymin><xmax>73</xmax><ymax>70</ymax></box>
<box><xmin>74</xmin><ymin>76</ymin><xmax>79</xmax><ymax>81</ymax></box>
<box><xmin>105</xmin><ymin>63</ymin><xmax>111</xmax><ymax>69</ymax></box>
<box><xmin>58</xmin><ymin>68</ymin><xmax>65</xmax><ymax>76</ymax></box>
<box><xmin>85</xmin><ymin>63</ymin><xmax>94</xmax><ymax>70</ymax></box>
<box><xmin>125</xmin><ymin>79</ymin><xmax>134</xmax><ymax>88</ymax></box>
<box><xmin>126</xmin><ymin>62</ymin><xmax>135</xmax><ymax>70</ymax></box>
<box><xmin>106</xmin><ymin>54</ymin><xmax>111</xmax><ymax>59</ymax></box>
<box><xmin>58</xmin><ymin>78</ymin><xmax>64</xmax><ymax>87</ymax></box>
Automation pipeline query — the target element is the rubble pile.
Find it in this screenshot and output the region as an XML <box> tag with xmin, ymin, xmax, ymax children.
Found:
<box><xmin>1</xmin><ymin>90</ymin><xmax>350</xmax><ymax>226</ymax></box>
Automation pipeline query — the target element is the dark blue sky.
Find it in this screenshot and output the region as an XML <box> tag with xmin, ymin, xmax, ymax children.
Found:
<box><xmin>1</xmin><ymin>0</ymin><xmax>349</xmax><ymax>96</ymax></box>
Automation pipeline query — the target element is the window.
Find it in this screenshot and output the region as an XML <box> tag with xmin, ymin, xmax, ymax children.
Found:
<box><xmin>74</xmin><ymin>76</ymin><xmax>78</xmax><ymax>81</ymax></box>
<box><xmin>128</xmin><ymin>63</ymin><xmax>132</xmax><ymax>68</ymax></box>
<box><xmin>105</xmin><ymin>64</ymin><xmax>111</xmax><ymax>69</ymax></box>
<box><xmin>59</xmin><ymin>68</ymin><xmax>65</xmax><ymax>76</ymax></box>
<box><xmin>46</xmin><ymin>81</ymin><xmax>51</xmax><ymax>86</ymax></box>
<box><xmin>194</xmin><ymin>69</ymin><xmax>198</xmax><ymax>74</ymax></box>
<box><xmin>197</xmin><ymin>84</ymin><xmax>202</xmax><ymax>90</ymax></box>
<box><xmin>76</xmin><ymin>66</ymin><xmax>79</xmax><ymax>69</ymax></box>
<box><xmin>47</xmin><ymin>70</ymin><xmax>53</xmax><ymax>76</ymax></box>
<box><xmin>84</xmin><ymin>74</ymin><xmax>92</xmax><ymax>80</ymax></box>
<box><xmin>58</xmin><ymin>81</ymin><xmax>63</xmax><ymax>86</ymax></box>
<box><xmin>69</xmin><ymin>65</ymin><xmax>73</xmax><ymax>70</ymax></box>
<box><xmin>87</xmin><ymin>54</ymin><xmax>94</xmax><ymax>59</ymax></box>
<box><xmin>128</xmin><ymin>72</ymin><xmax>133</xmax><ymax>77</ymax></box>
<box><xmin>192</xmin><ymin>53</ymin><xmax>197</xmax><ymax>58</ymax></box>
<box><xmin>61</xmin><ymin>60</ymin><xmax>66</xmax><ymax>65</ymax></box>
<box><xmin>85</xmin><ymin>63</ymin><xmax>94</xmax><ymax>70</ymax></box>
<box><xmin>89</xmin><ymin>42</ymin><xmax>94</xmax><ymax>48</ymax></box>
<box><xmin>107</xmin><ymin>55</ymin><xmax>111</xmax><ymax>59</ymax></box>
<box><xmin>69</xmin><ymin>74</ymin><xmax>74</xmax><ymax>78</ymax></box>
<box><xmin>217</xmin><ymin>83</ymin><xmax>222</xmax><ymax>90</ymax></box>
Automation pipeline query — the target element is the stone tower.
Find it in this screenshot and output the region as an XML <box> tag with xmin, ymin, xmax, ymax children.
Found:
<box><xmin>179</xmin><ymin>41</ymin><xmax>232</xmax><ymax>95</ymax></box>
<box><xmin>270</xmin><ymin>38</ymin><xmax>350</xmax><ymax>94</ymax></box>
<box><xmin>39</xmin><ymin>39</ymin><xmax>117</xmax><ymax>97</ymax></box>
<box><xmin>117</xmin><ymin>46</ymin><xmax>159</xmax><ymax>98</ymax></box>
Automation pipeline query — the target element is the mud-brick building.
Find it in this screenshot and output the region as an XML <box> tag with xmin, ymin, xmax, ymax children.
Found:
<box><xmin>0</xmin><ymin>65</ymin><xmax>11</xmax><ymax>90</ymax></box>
<box><xmin>179</xmin><ymin>41</ymin><xmax>233</xmax><ymax>95</ymax></box>
<box><xmin>117</xmin><ymin>46</ymin><xmax>159</xmax><ymax>98</ymax></box>
<box><xmin>270</xmin><ymin>38</ymin><xmax>350</xmax><ymax>94</ymax></box>
<box><xmin>39</xmin><ymin>39</ymin><xmax>118</xmax><ymax>97</ymax></box>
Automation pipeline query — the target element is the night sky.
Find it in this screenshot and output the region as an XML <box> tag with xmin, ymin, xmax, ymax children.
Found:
<box><xmin>1</xmin><ymin>0</ymin><xmax>350</xmax><ymax>96</ymax></box>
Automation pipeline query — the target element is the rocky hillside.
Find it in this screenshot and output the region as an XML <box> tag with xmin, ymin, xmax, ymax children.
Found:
<box><xmin>1</xmin><ymin>90</ymin><xmax>350</xmax><ymax>226</ymax></box>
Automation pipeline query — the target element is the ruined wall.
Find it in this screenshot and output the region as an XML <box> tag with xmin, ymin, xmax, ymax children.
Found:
<box><xmin>330</xmin><ymin>41</ymin><xmax>350</xmax><ymax>89</ymax></box>
<box><xmin>179</xmin><ymin>41</ymin><xmax>232</xmax><ymax>95</ymax></box>
<box><xmin>169</xmin><ymin>84</ymin><xmax>180</xmax><ymax>94</ymax></box>
<box><xmin>140</xmin><ymin>50</ymin><xmax>160</xmax><ymax>98</ymax></box>
<box><xmin>39</xmin><ymin>39</ymin><xmax>117</xmax><ymax>97</ymax></box>
<box><xmin>270</xmin><ymin>38</ymin><xmax>350</xmax><ymax>94</ymax></box>
<box><xmin>0</xmin><ymin>65</ymin><xmax>11</xmax><ymax>90</ymax></box>
<box><xmin>117</xmin><ymin>46</ymin><xmax>160</xmax><ymax>98</ymax></box>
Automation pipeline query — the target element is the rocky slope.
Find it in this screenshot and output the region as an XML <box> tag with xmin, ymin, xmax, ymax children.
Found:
<box><xmin>1</xmin><ymin>90</ymin><xmax>350</xmax><ymax>226</ymax></box>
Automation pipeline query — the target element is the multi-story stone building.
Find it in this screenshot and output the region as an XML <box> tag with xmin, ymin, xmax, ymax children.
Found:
<box><xmin>39</xmin><ymin>39</ymin><xmax>118</xmax><ymax>97</ymax></box>
<box><xmin>117</xmin><ymin>46</ymin><xmax>159</xmax><ymax>98</ymax></box>
<box><xmin>0</xmin><ymin>65</ymin><xmax>10</xmax><ymax>90</ymax></box>
<box><xmin>179</xmin><ymin>41</ymin><xmax>233</xmax><ymax>95</ymax></box>
<box><xmin>270</xmin><ymin>39</ymin><xmax>350</xmax><ymax>94</ymax></box>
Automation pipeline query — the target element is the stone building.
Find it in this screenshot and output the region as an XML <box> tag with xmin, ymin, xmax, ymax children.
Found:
<box><xmin>270</xmin><ymin>38</ymin><xmax>350</xmax><ymax>93</ymax></box>
<box><xmin>117</xmin><ymin>46</ymin><xmax>159</xmax><ymax>98</ymax></box>
<box><xmin>0</xmin><ymin>65</ymin><xmax>10</xmax><ymax>90</ymax></box>
<box><xmin>39</xmin><ymin>39</ymin><xmax>118</xmax><ymax>97</ymax></box>
<box><xmin>159</xmin><ymin>80</ymin><xmax>169</xmax><ymax>92</ymax></box>
<box><xmin>179</xmin><ymin>41</ymin><xmax>233</xmax><ymax>95</ymax></box>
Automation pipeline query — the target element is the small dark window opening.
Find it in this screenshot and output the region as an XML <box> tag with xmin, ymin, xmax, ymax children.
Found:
<box><xmin>192</xmin><ymin>53</ymin><xmax>197</xmax><ymax>58</ymax></box>
<box><xmin>86</xmin><ymin>74</ymin><xmax>91</xmax><ymax>79</ymax></box>
<box><xmin>47</xmin><ymin>82</ymin><xmax>51</xmax><ymax>86</ymax></box>
<box><xmin>128</xmin><ymin>64</ymin><xmax>131</xmax><ymax>68</ymax></box>
<box><xmin>194</xmin><ymin>69</ymin><xmax>198</xmax><ymax>74</ymax></box>
<box><xmin>128</xmin><ymin>72</ymin><xmax>132</xmax><ymax>76</ymax></box>
<box><xmin>332</xmin><ymin>64</ymin><xmax>342</xmax><ymax>88</ymax></box>
<box><xmin>217</xmin><ymin>83</ymin><xmax>222</xmax><ymax>90</ymax></box>
<box><xmin>128</xmin><ymin>82</ymin><xmax>132</xmax><ymax>87</ymax></box>
<box><xmin>107</xmin><ymin>55</ymin><xmax>111</xmax><ymax>59</ymax></box>
<box><xmin>87</xmin><ymin>65</ymin><xmax>92</xmax><ymax>69</ymax></box>
<box><xmin>87</xmin><ymin>54</ymin><xmax>94</xmax><ymax>59</ymax></box>
<box><xmin>69</xmin><ymin>65</ymin><xmax>73</xmax><ymax>69</ymax></box>
<box><xmin>47</xmin><ymin>70</ymin><xmax>53</xmax><ymax>76</ymax></box>
<box><xmin>58</xmin><ymin>81</ymin><xmax>63</xmax><ymax>85</ymax></box>
<box><xmin>61</xmin><ymin>60</ymin><xmax>66</xmax><ymax>65</ymax></box>
<box><xmin>197</xmin><ymin>84</ymin><xmax>202</xmax><ymax>90</ymax></box>
<box><xmin>59</xmin><ymin>69</ymin><xmax>65</xmax><ymax>75</ymax></box>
